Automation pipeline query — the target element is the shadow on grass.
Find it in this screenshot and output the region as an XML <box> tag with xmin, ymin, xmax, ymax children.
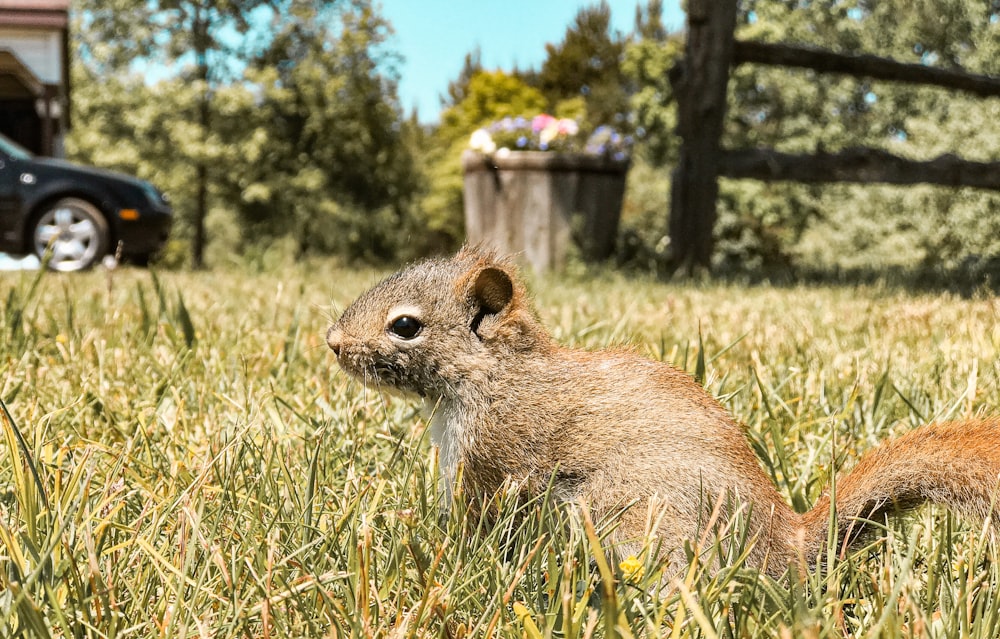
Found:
<box><xmin>613</xmin><ymin>257</ymin><xmax>1000</xmax><ymax>298</ymax></box>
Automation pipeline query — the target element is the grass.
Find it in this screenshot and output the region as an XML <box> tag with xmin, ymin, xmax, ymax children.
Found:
<box><xmin>1</xmin><ymin>260</ymin><xmax>999</xmax><ymax>637</ymax></box>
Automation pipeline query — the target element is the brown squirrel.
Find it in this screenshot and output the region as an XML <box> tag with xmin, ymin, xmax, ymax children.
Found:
<box><xmin>326</xmin><ymin>246</ymin><xmax>1000</xmax><ymax>575</ymax></box>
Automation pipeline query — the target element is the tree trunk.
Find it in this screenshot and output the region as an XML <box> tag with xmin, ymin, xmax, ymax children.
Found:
<box><xmin>191</xmin><ymin>6</ymin><xmax>209</xmax><ymax>270</ymax></box>
<box><xmin>668</xmin><ymin>0</ymin><xmax>738</xmax><ymax>273</ymax></box>
<box><xmin>194</xmin><ymin>159</ymin><xmax>207</xmax><ymax>269</ymax></box>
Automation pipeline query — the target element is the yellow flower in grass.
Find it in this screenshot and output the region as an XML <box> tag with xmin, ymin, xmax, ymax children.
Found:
<box><xmin>619</xmin><ymin>555</ymin><xmax>644</xmax><ymax>581</ymax></box>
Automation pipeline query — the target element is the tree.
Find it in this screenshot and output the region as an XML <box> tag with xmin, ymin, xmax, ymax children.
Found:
<box><xmin>441</xmin><ymin>48</ymin><xmax>483</xmax><ymax>111</ymax></box>
<box><xmin>616</xmin><ymin>3</ymin><xmax>684</xmax><ymax>272</ymax></box>
<box><xmin>723</xmin><ymin>0</ymin><xmax>1000</xmax><ymax>277</ymax></box>
<box><xmin>622</xmin><ymin>8</ymin><xmax>683</xmax><ymax>167</ymax></box>
<box><xmin>223</xmin><ymin>1</ymin><xmax>420</xmax><ymax>260</ymax></box>
<box><xmin>536</xmin><ymin>2</ymin><xmax>629</xmax><ymax>130</ymax></box>
<box><xmin>73</xmin><ymin>0</ymin><xmax>275</xmax><ymax>268</ymax></box>
<box><xmin>634</xmin><ymin>0</ymin><xmax>667</xmax><ymax>41</ymax></box>
<box><xmin>70</xmin><ymin>0</ymin><xmax>420</xmax><ymax>265</ymax></box>
<box><xmin>416</xmin><ymin>71</ymin><xmax>548</xmax><ymax>253</ymax></box>
<box><xmin>66</xmin><ymin>67</ymin><xmax>204</xmax><ymax>268</ymax></box>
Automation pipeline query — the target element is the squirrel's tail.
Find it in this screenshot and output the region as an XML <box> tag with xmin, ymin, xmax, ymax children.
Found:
<box><xmin>800</xmin><ymin>419</ymin><xmax>1000</xmax><ymax>562</ymax></box>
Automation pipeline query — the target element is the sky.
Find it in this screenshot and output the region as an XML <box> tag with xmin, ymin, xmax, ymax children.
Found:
<box><xmin>379</xmin><ymin>0</ymin><xmax>684</xmax><ymax>122</ymax></box>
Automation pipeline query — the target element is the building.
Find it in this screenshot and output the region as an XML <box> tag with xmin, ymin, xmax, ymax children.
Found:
<box><xmin>0</xmin><ymin>0</ymin><xmax>70</xmax><ymax>157</ymax></box>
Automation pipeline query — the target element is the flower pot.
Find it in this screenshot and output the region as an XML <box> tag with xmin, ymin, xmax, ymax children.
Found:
<box><xmin>462</xmin><ymin>150</ymin><xmax>630</xmax><ymax>273</ymax></box>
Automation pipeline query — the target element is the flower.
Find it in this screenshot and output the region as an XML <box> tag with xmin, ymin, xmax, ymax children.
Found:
<box><xmin>538</xmin><ymin>123</ymin><xmax>559</xmax><ymax>146</ymax></box>
<box><xmin>585</xmin><ymin>125</ymin><xmax>634</xmax><ymax>162</ymax></box>
<box><xmin>531</xmin><ymin>114</ymin><xmax>556</xmax><ymax>132</ymax></box>
<box><xmin>558</xmin><ymin>119</ymin><xmax>579</xmax><ymax>135</ymax></box>
<box><xmin>468</xmin><ymin>113</ymin><xmax>632</xmax><ymax>159</ymax></box>
<box><xmin>469</xmin><ymin>128</ymin><xmax>496</xmax><ymax>154</ymax></box>
<box><xmin>619</xmin><ymin>555</ymin><xmax>644</xmax><ymax>581</ymax></box>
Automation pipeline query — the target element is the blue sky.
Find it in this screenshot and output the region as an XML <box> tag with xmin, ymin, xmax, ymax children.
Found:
<box><xmin>379</xmin><ymin>1</ymin><xmax>684</xmax><ymax>122</ymax></box>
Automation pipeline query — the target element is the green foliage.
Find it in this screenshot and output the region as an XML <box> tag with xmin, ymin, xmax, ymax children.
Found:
<box><xmin>722</xmin><ymin>0</ymin><xmax>1000</xmax><ymax>279</ymax></box>
<box><xmin>219</xmin><ymin>2</ymin><xmax>420</xmax><ymax>260</ymax></box>
<box><xmin>68</xmin><ymin>0</ymin><xmax>419</xmax><ymax>266</ymax></box>
<box><xmin>535</xmin><ymin>1</ymin><xmax>630</xmax><ymax>131</ymax></box>
<box><xmin>617</xmin><ymin>156</ymin><xmax>672</xmax><ymax>271</ymax></box>
<box><xmin>73</xmin><ymin>0</ymin><xmax>278</xmax><ymax>267</ymax></box>
<box><xmin>416</xmin><ymin>72</ymin><xmax>548</xmax><ymax>254</ymax></box>
<box><xmin>620</xmin><ymin>0</ymin><xmax>1000</xmax><ymax>281</ymax></box>
<box><xmin>622</xmin><ymin>31</ymin><xmax>683</xmax><ymax>166</ymax></box>
<box><xmin>2</xmin><ymin>263</ymin><xmax>1000</xmax><ymax>636</ymax></box>
<box><xmin>437</xmin><ymin>71</ymin><xmax>548</xmax><ymax>143</ymax></box>
<box><xmin>67</xmin><ymin>0</ymin><xmax>1000</xmax><ymax>277</ymax></box>
<box><xmin>65</xmin><ymin>70</ymin><xmax>203</xmax><ymax>257</ymax></box>
<box><xmin>440</xmin><ymin>48</ymin><xmax>483</xmax><ymax>112</ymax></box>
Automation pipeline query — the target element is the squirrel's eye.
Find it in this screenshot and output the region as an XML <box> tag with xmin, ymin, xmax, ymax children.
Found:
<box><xmin>388</xmin><ymin>315</ymin><xmax>422</xmax><ymax>339</ymax></box>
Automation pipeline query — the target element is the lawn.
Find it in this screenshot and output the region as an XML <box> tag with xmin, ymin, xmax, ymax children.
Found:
<box><xmin>1</xmin><ymin>261</ymin><xmax>998</xmax><ymax>637</ymax></box>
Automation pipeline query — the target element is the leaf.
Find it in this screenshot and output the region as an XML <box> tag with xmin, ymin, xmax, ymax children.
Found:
<box><xmin>511</xmin><ymin>602</ymin><xmax>544</xmax><ymax>639</ymax></box>
<box><xmin>176</xmin><ymin>291</ymin><xmax>196</xmax><ymax>349</ymax></box>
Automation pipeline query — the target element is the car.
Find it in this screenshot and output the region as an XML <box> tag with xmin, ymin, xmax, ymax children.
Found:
<box><xmin>0</xmin><ymin>133</ymin><xmax>172</xmax><ymax>272</ymax></box>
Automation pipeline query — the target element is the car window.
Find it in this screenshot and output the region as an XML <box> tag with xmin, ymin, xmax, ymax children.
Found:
<box><xmin>0</xmin><ymin>134</ymin><xmax>33</xmax><ymax>161</ymax></box>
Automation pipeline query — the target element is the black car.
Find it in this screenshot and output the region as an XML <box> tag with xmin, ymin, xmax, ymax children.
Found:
<box><xmin>0</xmin><ymin>133</ymin><xmax>172</xmax><ymax>272</ymax></box>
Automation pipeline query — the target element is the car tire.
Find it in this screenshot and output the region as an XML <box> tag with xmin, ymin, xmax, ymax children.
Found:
<box><xmin>32</xmin><ymin>197</ymin><xmax>109</xmax><ymax>272</ymax></box>
<box><xmin>125</xmin><ymin>252</ymin><xmax>152</xmax><ymax>267</ymax></box>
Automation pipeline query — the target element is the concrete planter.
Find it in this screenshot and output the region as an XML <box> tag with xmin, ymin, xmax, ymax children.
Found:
<box><xmin>462</xmin><ymin>150</ymin><xmax>629</xmax><ymax>273</ymax></box>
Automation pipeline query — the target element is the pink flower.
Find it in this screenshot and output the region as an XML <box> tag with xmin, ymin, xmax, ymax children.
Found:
<box><xmin>531</xmin><ymin>114</ymin><xmax>556</xmax><ymax>133</ymax></box>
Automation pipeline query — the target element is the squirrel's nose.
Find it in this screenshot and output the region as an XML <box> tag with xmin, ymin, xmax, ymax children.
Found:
<box><xmin>326</xmin><ymin>326</ymin><xmax>343</xmax><ymax>356</ymax></box>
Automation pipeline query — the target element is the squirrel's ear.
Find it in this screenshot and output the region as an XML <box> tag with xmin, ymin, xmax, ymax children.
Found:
<box><xmin>472</xmin><ymin>267</ymin><xmax>514</xmax><ymax>315</ymax></box>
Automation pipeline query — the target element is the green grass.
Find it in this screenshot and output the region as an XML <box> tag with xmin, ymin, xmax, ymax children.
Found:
<box><xmin>1</xmin><ymin>262</ymin><xmax>999</xmax><ymax>637</ymax></box>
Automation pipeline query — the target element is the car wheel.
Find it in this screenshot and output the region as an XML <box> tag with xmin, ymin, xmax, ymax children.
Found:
<box><xmin>125</xmin><ymin>252</ymin><xmax>151</xmax><ymax>267</ymax></box>
<box><xmin>32</xmin><ymin>198</ymin><xmax>109</xmax><ymax>272</ymax></box>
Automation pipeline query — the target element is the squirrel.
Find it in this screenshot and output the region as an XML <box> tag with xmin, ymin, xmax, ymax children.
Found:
<box><xmin>326</xmin><ymin>246</ymin><xmax>1000</xmax><ymax>576</ymax></box>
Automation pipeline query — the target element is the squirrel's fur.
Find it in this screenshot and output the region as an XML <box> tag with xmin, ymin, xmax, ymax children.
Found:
<box><xmin>327</xmin><ymin>246</ymin><xmax>1000</xmax><ymax>575</ymax></box>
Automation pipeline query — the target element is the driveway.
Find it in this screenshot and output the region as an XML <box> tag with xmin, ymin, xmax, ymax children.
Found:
<box><xmin>0</xmin><ymin>253</ymin><xmax>41</xmax><ymax>270</ymax></box>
